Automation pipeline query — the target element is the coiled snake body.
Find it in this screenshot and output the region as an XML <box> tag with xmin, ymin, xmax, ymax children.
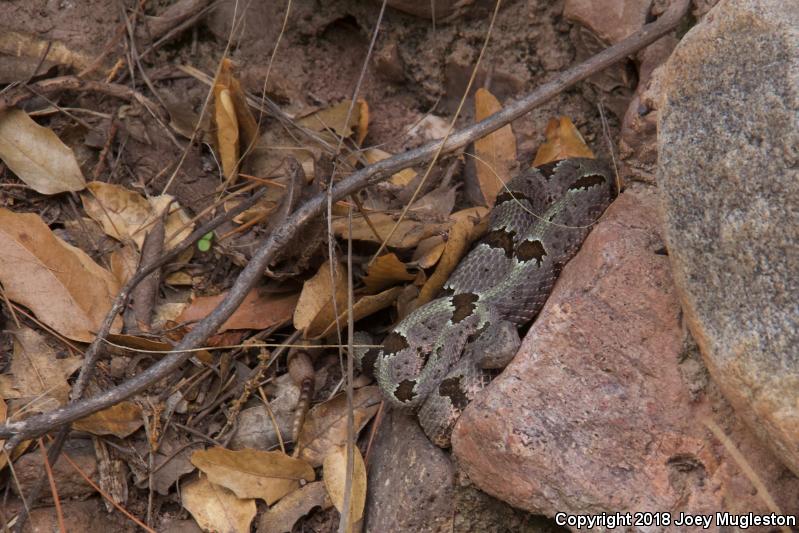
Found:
<box><xmin>357</xmin><ymin>158</ymin><xmax>615</xmax><ymax>447</ymax></box>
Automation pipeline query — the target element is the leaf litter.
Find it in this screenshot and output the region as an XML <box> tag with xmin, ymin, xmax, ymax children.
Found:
<box><xmin>0</xmin><ymin>7</ymin><xmax>618</xmax><ymax>532</ymax></box>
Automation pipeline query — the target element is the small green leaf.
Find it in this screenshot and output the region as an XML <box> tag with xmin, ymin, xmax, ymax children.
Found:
<box><xmin>197</xmin><ymin>231</ymin><xmax>214</xmax><ymax>252</ymax></box>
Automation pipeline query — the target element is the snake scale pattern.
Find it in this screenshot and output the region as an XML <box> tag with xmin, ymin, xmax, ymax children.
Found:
<box><xmin>357</xmin><ymin>158</ymin><xmax>615</xmax><ymax>447</ymax></box>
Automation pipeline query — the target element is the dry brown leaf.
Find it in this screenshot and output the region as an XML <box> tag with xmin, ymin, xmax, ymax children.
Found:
<box><xmin>165</xmin><ymin>270</ymin><xmax>193</xmax><ymax>286</ymax></box>
<box><xmin>109</xmin><ymin>242</ymin><xmax>139</xmax><ymax>285</ymax></box>
<box><xmin>0</xmin><ymin>109</ymin><xmax>86</xmax><ymax>194</ymax></box>
<box><xmin>214</xmin><ymin>59</ymin><xmax>241</xmax><ymax>183</ymax></box>
<box><xmin>411</xmin><ymin>235</ymin><xmax>446</xmax><ymax>269</ymax></box>
<box><xmin>332</xmin><ymin>212</ymin><xmax>446</xmax><ymax>249</ymax></box>
<box><xmin>81</xmin><ymin>181</ymin><xmax>193</xmax><ymax>251</ymax></box>
<box><xmin>294</xmin><ymin>261</ymin><xmax>347</xmax><ymax>335</ymax></box>
<box><xmin>214</xmin><ymin>59</ymin><xmax>259</xmax><ymax>153</ymax></box>
<box><xmin>362</xmin><ymin>149</ymin><xmax>417</xmax><ymax>187</ymax></box>
<box><xmin>533</xmin><ymin>116</ymin><xmax>596</xmax><ymax>166</ymax></box>
<box><xmin>256</xmin><ymin>481</ymin><xmax>331</xmax><ymax>533</ymax></box>
<box><xmin>73</xmin><ymin>401</ymin><xmax>143</xmax><ymax>438</ymax></box>
<box><xmin>150</xmin><ymin>195</ymin><xmax>196</xmax><ymax>249</ymax></box>
<box><xmin>355</xmin><ymin>99</ymin><xmax>369</xmax><ymax>146</ymax></box>
<box><xmin>0</xmin><ymin>209</ymin><xmax>121</xmax><ymax>342</ymax></box>
<box><xmin>415</xmin><ymin>207</ymin><xmax>488</xmax><ymax>307</ymax></box>
<box><xmin>410</xmin><ymin>186</ymin><xmax>456</xmax><ymax>220</ymax></box>
<box><xmin>0</xmin><ymin>327</ymin><xmax>81</xmax><ymax>410</ymax></box>
<box><xmin>180</xmin><ymin>288</ymin><xmax>298</xmax><ymax>333</ymax></box>
<box><xmin>473</xmin><ymin>88</ymin><xmax>517</xmax><ymax>207</ymax></box>
<box><xmin>182</xmin><ymin>475</ymin><xmax>256</xmax><ymax>533</ymax></box>
<box><xmin>191</xmin><ymin>447</ymin><xmax>315</xmax><ymax>504</ymax></box>
<box><xmin>310</xmin><ymin>286</ymin><xmax>403</xmax><ymax>339</ymax></box>
<box><xmin>323</xmin><ymin>445</ymin><xmax>367</xmax><ymax>525</ymax></box>
<box><xmin>362</xmin><ymin>253</ymin><xmax>416</xmax><ymax>293</ymax></box>
<box><xmin>297</xmin><ymin>386</ymin><xmax>381</xmax><ymax>467</ymax></box>
<box><xmin>105</xmin><ymin>332</ymin><xmax>212</xmax><ymax>365</ymax></box>
<box><xmin>297</xmin><ymin>100</ymin><xmax>367</xmax><ymax>142</ymax></box>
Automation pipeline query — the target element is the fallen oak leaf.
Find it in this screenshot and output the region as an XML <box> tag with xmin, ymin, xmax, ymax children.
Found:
<box><xmin>81</xmin><ymin>181</ymin><xmax>194</xmax><ymax>251</ymax></box>
<box><xmin>191</xmin><ymin>447</ymin><xmax>315</xmax><ymax>504</ymax></box>
<box><xmin>411</xmin><ymin>235</ymin><xmax>446</xmax><ymax>269</ymax></box>
<box><xmin>256</xmin><ymin>481</ymin><xmax>331</xmax><ymax>533</ymax></box>
<box><xmin>297</xmin><ymin>386</ymin><xmax>381</xmax><ymax>467</ymax></box>
<box><xmin>362</xmin><ymin>148</ymin><xmax>417</xmax><ymax>187</ymax></box>
<box><xmin>0</xmin><ymin>209</ymin><xmax>121</xmax><ymax>342</ymax></box>
<box><xmin>182</xmin><ymin>475</ymin><xmax>256</xmax><ymax>533</ymax></box>
<box><xmin>180</xmin><ymin>288</ymin><xmax>298</xmax><ymax>333</ymax></box>
<box><xmin>297</xmin><ymin>99</ymin><xmax>367</xmax><ymax>141</ymax></box>
<box><xmin>293</xmin><ymin>260</ymin><xmax>347</xmax><ymax>336</ymax></box>
<box><xmin>323</xmin><ymin>445</ymin><xmax>367</xmax><ymax>525</ymax></box>
<box><xmin>532</xmin><ymin>116</ymin><xmax>595</xmax><ymax>166</ymax></box>
<box><xmin>0</xmin><ymin>326</ymin><xmax>81</xmax><ymax>409</ymax></box>
<box><xmin>362</xmin><ymin>253</ymin><xmax>416</xmax><ymax>293</ymax></box>
<box><xmin>470</xmin><ymin>88</ymin><xmax>517</xmax><ymax>207</ymax></box>
<box><xmin>309</xmin><ymin>286</ymin><xmax>403</xmax><ymax>339</ymax></box>
<box><xmin>415</xmin><ymin>207</ymin><xmax>489</xmax><ymax>308</ymax></box>
<box><xmin>332</xmin><ymin>212</ymin><xmax>447</xmax><ymax>249</ymax></box>
<box><xmin>73</xmin><ymin>401</ymin><xmax>143</xmax><ymax>438</ymax></box>
<box><xmin>0</xmin><ymin>109</ymin><xmax>85</xmax><ymax>194</ymax></box>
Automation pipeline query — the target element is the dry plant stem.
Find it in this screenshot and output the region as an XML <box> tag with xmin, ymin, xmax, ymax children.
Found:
<box><xmin>0</xmin><ymin>0</ymin><xmax>689</xmax><ymax>444</ymax></box>
<box><xmin>37</xmin><ymin>438</ymin><xmax>65</xmax><ymax>533</ymax></box>
<box><xmin>0</xmin><ymin>75</ymin><xmax>160</xmax><ymax>113</ymax></box>
<box><xmin>216</xmin><ymin>329</ymin><xmax>301</xmax><ymax>439</ymax></box>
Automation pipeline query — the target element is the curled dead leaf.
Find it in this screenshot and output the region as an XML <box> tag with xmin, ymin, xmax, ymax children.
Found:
<box><xmin>73</xmin><ymin>401</ymin><xmax>143</xmax><ymax>438</ymax></box>
<box><xmin>362</xmin><ymin>253</ymin><xmax>416</xmax><ymax>293</ymax></box>
<box><xmin>294</xmin><ymin>261</ymin><xmax>347</xmax><ymax>335</ymax></box>
<box><xmin>533</xmin><ymin>116</ymin><xmax>596</xmax><ymax>166</ymax></box>
<box><xmin>309</xmin><ymin>286</ymin><xmax>403</xmax><ymax>339</ymax></box>
<box><xmin>0</xmin><ymin>209</ymin><xmax>121</xmax><ymax>342</ymax></box>
<box><xmin>81</xmin><ymin>181</ymin><xmax>193</xmax><ymax>251</ymax></box>
<box><xmin>213</xmin><ymin>58</ymin><xmax>259</xmax><ymax>184</ymax></box>
<box><xmin>191</xmin><ymin>447</ymin><xmax>315</xmax><ymax>504</ymax></box>
<box><xmin>323</xmin><ymin>445</ymin><xmax>367</xmax><ymax>525</ymax></box>
<box><xmin>332</xmin><ymin>212</ymin><xmax>446</xmax><ymax>249</ymax></box>
<box><xmin>182</xmin><ymin>475</ymin><xmax>256</xmax><ymax>533</ymax></box>
<box><xmin>180</xmin><ymin>288</ymin><xmax>298</xmax><ymax>333</ymax></box>
<box><xmin>0</xmin><ymin>109</ymin><xmax>85</xmax><ymax>194</ymax></box>
<box><xmin>297</xmin><ymin>386</ymin><xmax>381</xmax><ymax>467</ymax></box>
<box><xmin>256</xmin><ymin>480</ymin><xmax>331</xmax><ymax>533</ymax></box>
<box><xmin>471</xmin><ymin>88</ymin><xmax>517</xmax><ymax>207</ymax></box>
<box><xmin>415</xmin><ymin>207</ymin><xmax>488</xmax><ymax>307</ymax></box>
<box><xmin>411</xmin><ymin>235</ymin><xmax>446</xmax><ymax>269</ymax></box>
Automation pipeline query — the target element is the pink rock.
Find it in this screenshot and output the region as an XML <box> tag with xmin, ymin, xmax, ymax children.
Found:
<box><xmin>452</xmin><ymin>189</ymin><xmax>799</xmax><ymax>520</ymax></box>
<box><xmin>564</xmin><ymin>0</ymin><xmax>651</xmax><ymax>45</ymax></box>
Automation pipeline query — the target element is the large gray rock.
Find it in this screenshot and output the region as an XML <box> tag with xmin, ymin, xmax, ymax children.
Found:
<box><xmin>364</xmin><ymin>408</ymin><xmax>562</xmax><ymax>533</ymax></box>
<box><xmin>657</xmin><ymin>0</ymin><xmax>799</xmax><ymax>473</ymax></box>
<box><xmin>365</xmin><ymin>409</ymin><xmax>455</xmax><ymax>533</ymax></box>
